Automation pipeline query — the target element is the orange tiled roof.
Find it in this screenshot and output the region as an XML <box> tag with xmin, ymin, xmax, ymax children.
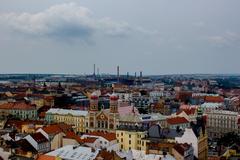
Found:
<box><xmin>42</xmin><ymin>125</ymin><xmax>63</xmax><ymax>135</ymax></box>
<box><xmin>167</xmin><ymin>117</ymin><xmax>189</xmax><ymax>125</ymax></box>
<box><xmin>86</xmin><ymin>131</ymin><xmax>116</xmax><ymax>141</ymax></box>
<box><xmin>65</xmin><ymin>131</ymin><xmax>99</xmax><ymax>144</ymax></box>
<box><xmin>6</xmin><ymin>119</ymin><xmax>44</xmax><ymax>130</ymax></box>
<box><xmin>205</xmin><ymin>96</ymin><xmax>224</xmax><ymax>103</ymax></box>
<box><xmin>0</xmin><ymin>102</ymin><xmax>36</xmax><ymax>110</ymax></box>
<box><xmin>37</xmin><ymin>155</ymin><xmax>57</xmax><ymax>160</ymax></box>
<box><xmin>173</xmin><ymin>143</ymin><xmax>191</xmax><ymax>156</ymax></box>
<box><xmin>42</xmin><ymin>124</ymin><xmax>72</xmax><ymax>135</ymax></box>
<box><xmin>64</xmin><ymin>131</ymin><xmax>84</xmax><ymax>144</ymax></box>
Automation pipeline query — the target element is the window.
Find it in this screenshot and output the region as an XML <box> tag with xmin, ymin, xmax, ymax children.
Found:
<box><xmin>129</xmin><ymin>135</ymin><xmax>131</xmax><ymax>138</ymax></box>
<box><xmin>129</xmin><ymin>140</ymin><xmax>131</xmax><ymax>144</ymax></box>
<box><xmin>121</xmin><ymin>138</ymin><xmax>123</xmax><ymax>142</ymax></box>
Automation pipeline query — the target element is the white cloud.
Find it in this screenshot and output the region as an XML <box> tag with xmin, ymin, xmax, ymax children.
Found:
<box><xmin>207</xmin><ymin>31</ymin><xmax>240</xmax><ymax>46</ymax></box>
<box><xmin>0</xmin><ymin>3</ymin><xmax>135</xmax><ymax>40</ymax></box>
<box><xmin>193</xmin><ymin>21</ymin><xmax>206</xmax><ymax>28</ymax></box>
<box><xmin>208</xmin><ymin>36</ymin><xmax>227</xmax><ymax>44</ymax></box>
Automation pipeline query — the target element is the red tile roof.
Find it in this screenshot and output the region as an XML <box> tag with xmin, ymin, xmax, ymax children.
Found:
<box><xmin>5</xmin><ymin>119</ymin><xmax>44</xmax><ymax>130</ymax></box>
<box><xmin>167</xmin><ymin>117</ymin><xmax>189</xmax><ymax>125</ymax></box>
<box><xmin>31</xmin><ymin>132</ymin><xmax>48</xmax><ymax>143</ymax></box>
<box><xmin>0</xmin><ymin>102</ymin><xmax>36</xmax><ymax>110</ymax></box>
<box><xmin>42</xmin><ymin>124</ymin><xmax>72</xmax><ymax>135</ymax></box>
<box><xmin>64</xmin><ymin>131</ymin><xmax>83</xmax><ymax>144</ymax></box>
<box><xmin>173</xmin><ymin>143</ymin><xmax>191</xmax><ymax>156</ymax></box>
<box><xmin>85</xmin><ymin>131</ymin><xmax>116</xmax><ymax>141</ymax></box>
<box><xmin>205</xmin><ymin>96</ymin><xmax>224</xmax><ymax>103</ymax></box>
<box><xmin>37</xmin><ymin>155</ymin><xmax>56</xmax><ymax>160</ymax></box>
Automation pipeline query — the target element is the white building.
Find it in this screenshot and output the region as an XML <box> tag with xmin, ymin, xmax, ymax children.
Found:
<box><xmin>200</xmin><ymin>102</ymin><xmax>223</xmax><ymax>112</ymax></box>
<box><xmin>205</xmin><ymin>110</ymin><xmax>240</xmax><ymax>138</ymax></box>
<box><xmin>81</xmin><ymin>132</ymin><xmax>119</xmax><ymax>152</ymax></box>
<box><xmin>46</xmin><ymin>145</ymin><xmax>99</xmax><ymax>160</ymax></box>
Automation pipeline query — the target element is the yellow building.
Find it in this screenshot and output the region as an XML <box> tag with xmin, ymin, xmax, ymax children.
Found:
<box><xmin>197</xmin><ymin>131</ymin><xmax>208</xmax><ymax>160</ymax></box>
<box><xmin>45</xmin><ymin>108</ymin><xmax>88</xmax><ymax>133</ymax></box>
<box><xmin>116</xmin><ymin>126</ymin><xmax>147</xmax><ymax>151</ymax></box>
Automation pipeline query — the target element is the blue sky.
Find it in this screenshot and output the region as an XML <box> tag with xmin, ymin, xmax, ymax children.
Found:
<box><xmin>0</xmin><ymin>0</ymin><xmax>240</xmax><ymax>75</ymax></box>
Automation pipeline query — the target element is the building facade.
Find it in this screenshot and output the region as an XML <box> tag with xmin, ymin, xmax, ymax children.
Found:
<box><xmin>85</xmin><ymin>93</ymin><xmax>120</xmax><ymax>133</ymax></box>
<box><xmin>116</xmin><ymin>126</ymin><xmax>147</xmax><ymax>151</ymax></box>
<box><xmin>45</xmin><ymin>108</ymin><xmax>88</xmax><ymax>133</ymax></box>
<box><xmin>206</xmin><ymin>110</ymin><xmax>240</xmax><ymax>138</ymax></box>
<box><xmin>0</xmin><ymin>102</ymin><xmax>37</xmax><ymax>120</ymax></box>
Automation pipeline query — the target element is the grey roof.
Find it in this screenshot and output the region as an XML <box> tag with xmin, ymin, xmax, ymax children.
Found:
<box><xmin>147</xmin><ymin>124</ymin><xmax>184</xmax><ymax>140</ymax></box>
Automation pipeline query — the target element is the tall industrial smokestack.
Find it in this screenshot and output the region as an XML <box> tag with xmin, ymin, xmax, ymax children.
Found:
<box><xmin>140</xmin><ymin>71</ymin><xmax>143</xmax><ymax>85</ymax></box>
<box><xmin>97</xmin><ymin>67</ymin><xmax>99</xmax><ymax>76</ymax></box>
<box><xmin>117</xmin><ymin>66</ymin><xmax>120</xmax><ymax>83</ymax></box>
<box><xmin>93</xmin><ymin>64</ymin><xmax>96</xmax><ymax>77</ymax></box>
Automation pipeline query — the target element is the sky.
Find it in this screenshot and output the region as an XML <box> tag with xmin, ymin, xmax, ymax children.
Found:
<box><xmin>0</xmin><ymin>0</ymin><xmax>240</xmax><ymax>75</ymax></box>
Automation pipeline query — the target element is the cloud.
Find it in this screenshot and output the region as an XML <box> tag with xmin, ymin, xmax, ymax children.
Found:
<box><xmin>192</xmin><ymin>21</ymin><xmax>206</xmax><ymax>28</ymax></box>
<box><xmin>207</xmin><ymin>31</ymin><xmax>240</xmax><ymax>46</ymax></box>
<box><xmin>0</xmin><ymin>3</ymin><xmax>135</xmax><ymax>40</ymax></box>
<box><xmin>208</xmin><ymin>36</ymin><xmax>227</xmax><ymax>44</ymax></box>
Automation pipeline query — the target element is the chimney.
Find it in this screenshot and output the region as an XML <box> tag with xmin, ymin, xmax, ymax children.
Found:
<box><xmin>140</xmin><ymin>71</ymin><xmax>143</xmax><ymax>84</ymax></box>
<box><xmin>117</xmin><ymin>66</ymin><xmax>120</xmax><ymax>83</ymax></box>
<box><xmin>97</xmin><ymin>67</ymin><xmax>99</xmax><ymax>76</ymax></box>
<box><xmin>93</xmin><ymin>64</ymin><xmax>96</xmax><ymax>77</ymax></box>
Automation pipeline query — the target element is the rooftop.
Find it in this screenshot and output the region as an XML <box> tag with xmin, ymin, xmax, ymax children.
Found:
<box><xmin>0</xmin><ymin>102</ymin><xmax>36</xmax><ymax>110</ymax></box>
<box><xmin>173</xmin><ymin>143</ymin><xmax>192</xmax><ymax>156</ymax></box>
<box><xmin>46</xmin><ymin>145</ymin><xmax>99</xmax><ymax>160</ymax></box>
<box><xmin>46</xmin><ymin>108</ymin><xmax>88</xmax><ymax>117</ymax></box>
<box><xmin>167</xmin><ymin>117</ymin><xmax>189</xmax><ymax>125</ymax></box>
<box><xmin>31</xmin><ymin>132</ymin><xmax>48</xmax><ymax>143</ymax></box>
<box><xmin>84</xmin><ymin>131</ymin><xmax>116</xmax><ymax>141</ymax></box>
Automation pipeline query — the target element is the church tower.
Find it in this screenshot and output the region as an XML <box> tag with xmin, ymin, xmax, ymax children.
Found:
<box><xmin>109</xmin><ymin>93</ymin><xmax>119</xmax><ymax>130</ymax></box>
<box><xmin>90</xmin><ymin>92</ymin><xmax>98</xmax><ymax>112</ymax></box>
<box><xmin>88</xmin><ymin>92</ymin><xmax>99</xmax><ymax>130</ymax></box>
<box><xmin>110</xmin><ymin>93</ymin><xmax>118</xmax><ymax>113</ymax></box>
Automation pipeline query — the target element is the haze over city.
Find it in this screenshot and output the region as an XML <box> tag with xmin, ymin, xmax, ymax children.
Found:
<box><xmin>1</xmin><ymin>0</ymin><xmax>240</xmax><ymax>75</ymax></box>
